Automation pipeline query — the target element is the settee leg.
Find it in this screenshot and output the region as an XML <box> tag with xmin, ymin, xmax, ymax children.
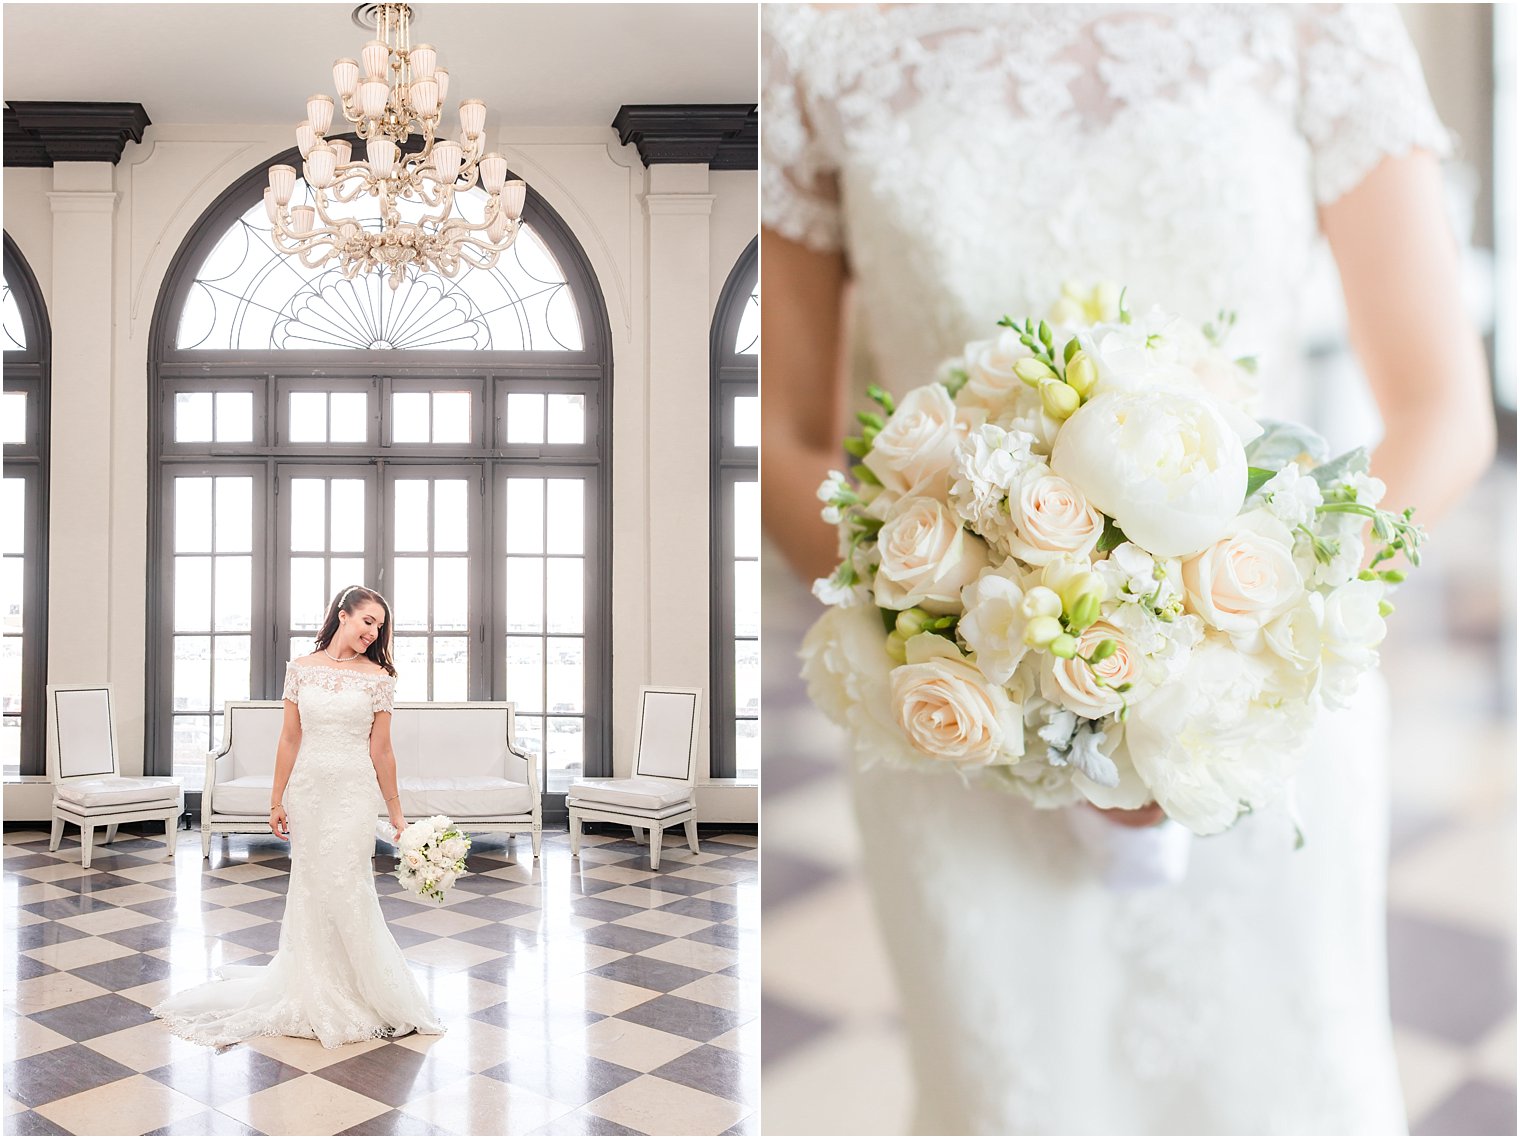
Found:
<box><xmin>49</xmin><ymin>815</ymin><xmax>65</xmax><ymax>852</ymax></box>
<box><xmin>630</xmin><ymin>826</ymin><xmax>646</xmax><ymax>845</ymax></box>
<box><xmin>649</xmin><ymin>825</ymin><xmax>664</xmax><ymax>871</ymax></box>
<box><xmin>201</xmin><ymin>824</ymin><xmax>212</xmax><ymax>860</ymax></box>
<box><xmin>684</xmin><ymin>819</ymin><xmax>700</xmax><ymax>857</ymax></box>
<box><xmin>104</xmin><ymin>824</ymin><xmax>119</xmax><ymax>845</ymax></box>
<box><xmin>81</xmin><ymin>825</ymin><xmax>96</xmax><ymax>870</ymax></box>
<box><xmin>165</xmin><ymin>814</ymin><xmax>177</xmax><ymax>861</ymax></box>
<box><xmin>532</xmin><ymin>827</ymin><xmax>542</xmax><ymax>860</ymax></box>
<box><xmin>569</xmin><ymin>813</ymin><xmax>581</xmax><ymax>858</ymax></box>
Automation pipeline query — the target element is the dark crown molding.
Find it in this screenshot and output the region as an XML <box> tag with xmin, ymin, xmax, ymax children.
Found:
<box><xmin>612</xmin><ymin>104</ymin><xmax>756</xmax><ymax>171</ymax></box>
<box><xmin>4</xmin><ymin>101</ymin><xmax>151</xmax><ymax>167</ymax></box>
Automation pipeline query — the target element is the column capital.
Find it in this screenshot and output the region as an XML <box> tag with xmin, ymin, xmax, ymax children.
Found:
<box><xmin>644</xmin><ymin>194</ymin><xmax>716</xmax><ymax>218</ymax></box>
<box><xmin>46</xmin><ymin>190</ymin><xmax>119</xmax><ymax>215</ymax></box>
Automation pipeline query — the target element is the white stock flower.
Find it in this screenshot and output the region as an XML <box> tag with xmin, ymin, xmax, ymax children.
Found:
<box><xmin>889</xmin><ymin>634</ymin><xmax>1023</xmax><ymax>766</ymax></box>
<box><xmin>862</xmin><ymin>384</ymin><xmax>969</xmax><ymax>497</ymax></box>
<box><xmin>1182</xmin><ymin>510</ymin><xmax>1305</xmax><ymax>647</ymax></box>
<box><xmin>874</xmin><ymin>496</ymin><xmax>990</xmax><ymax>615</ymax></box>
<box><xmin>1317</xmin><ymin>579</ymin><xmax>1387</xmax><ymax>707</ymax></box>
<box><xmin>957</xmin><ymin>563</ymin><xmax>1030</xmax><ymax>685</ymax></box>
<box><xmin>1332</xmin><ymin>471</ymin><xmax>1387</xmax><ymax>507</ymax></box>
<box><xmin>1050</xmin><ymin>390</ymin><xmax>1250</xmax><ymax>558</ymax></box>
<box><xmin>949</xmin><ymin>424</ymin><xmax>1040</xmax><ymax>545</ymax></box>
<box><xmin>1095</xmin><ymin>542</ymin><xmax>1184</xmax><ymax>612</ymax></box>
<box><xmin>1258</xmin><ymin>464</ymin><xmax>1323</xmax><ymax>529</ymax></box>
<box><xmin>1004</xmin><ymin>468</ymin><xmax>1104</xmax><ymax>566</ymax></box>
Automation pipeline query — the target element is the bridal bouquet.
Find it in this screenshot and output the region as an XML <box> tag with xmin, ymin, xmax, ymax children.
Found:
<box><xmin>393</xmin><ymin>815</ymin><xmax>471</xmax><ymax>902</ymax></box>
<box><xmin>804</xmin><ymin>283</ymin><xmax>1423</xmax><ymax>837</ymax></box>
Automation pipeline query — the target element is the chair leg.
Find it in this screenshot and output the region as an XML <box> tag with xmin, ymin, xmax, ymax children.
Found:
<box><xmin>201</xmin><ymin>822</ymin><xmax>212</xmax><ymax>860</ymax></box>
<box><xmin>49</xmin><ymin>815</ymin><xmax>65</xmax><ymax>852</ymax></box>
<box><xmin>104</xmin><ymin>823</ymin><xmax>119</xmax><ymax>845</ymax></box>
<box><xmin>531</xmin><ymin>825</ymin><xmax>542</xmax><ymax>861</ymax></box>
<box><xmin>649</xmin><ymin>825</ymin><xmax>665</xmax><ymax>871</ymax></box>
<box><xmin>569</xmin><ymin>813</ymin><xmax>582</xmax><ymax>859</ymax></box>
<box><xmin>165</xmin><ymin>813</ymin><xmax>177</xmax><ymax>861</ymax></box>
<box><xmin>80</xmin><ymin>824</ymin><xmax>95</xmax><ymax>870</ymax></box>
<box><xmin>684</xmin><ymin>819</ymin><xmax>700</xmax><ymax>856</ymax></box>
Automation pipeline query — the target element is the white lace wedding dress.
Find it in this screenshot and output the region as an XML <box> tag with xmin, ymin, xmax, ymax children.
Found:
<box><xmin>764</xmin><ymin>4</ymin><xmax>1450</xmax><ymax>1133</ymax></box>
<box><xmin>153</xmin><ymin>662</ymin><xmax>443</xmax><ymax>1048</ymax></box>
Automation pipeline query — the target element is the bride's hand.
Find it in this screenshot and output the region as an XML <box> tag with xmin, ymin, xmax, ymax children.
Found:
<box><xmin>269</xmin><ymin>804</ymin><xmax>290</xmax><ymax>841</ymax></box>
<box><xmin>1086</xmin><ymin>802</ymin><xmax>1166</xmax><ymax>828</ymax></box>
<box><xmin>387</xmin><ymin>808</ymin><xmax>406</xmax><ymax>842</ymax></box>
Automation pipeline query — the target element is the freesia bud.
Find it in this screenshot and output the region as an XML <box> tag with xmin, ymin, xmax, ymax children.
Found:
<box><xmin>1023</xmin><ymin>616</ymin><xmax>1064</xmax><ymax>648</ymax></box>
<box><xmin>1378</xmin><ymin>600</ymin><xmax>1395</xmax><ymax>617</ymax></box>
<box><xmin>895</xmin><ymin>608</ymin><xmax>933</xmax><ymax>638</ymax></box>
<box><xmin>1067</xmin><ymin>593</ymin><xmax>1100</xmax><ymax>632</ymax></box>
<box><xmin>1048</xmin><ymin>634</ymin><xmax>1078</xmax><ymax>659</ymax></box>
<box><xmin>885</xmin><ymin>630</ymin><xmax>909</xmax><ymax>663</ymax></box>
<box><xmin>1058</xmin><ymin>571</ymin><xmax>1106</xmax><ymax>613</ymax></box>
<box><xmin>1066</xmin><ymin>353</ymin><xmax>1098</xmax><ymax>397</ymax></box>
<box><xmin>1088</xmin><ymin>638</ymin><xmax>1118</xmax><ymax>663</ymax></box>
<box><xmin>1040</xmin><ymin>380</ymin><xmax>1080</xmax><ymax>419</ymax></box>
<box><xmin>1014</xmin><ymin>358</ymin><xmax>1056</xmax><ymax>386</ymax></box>
<box><xmin>1019</xmin><ymin>586</ymin><xmax>1062</xmax><ymax>620</ymax></box>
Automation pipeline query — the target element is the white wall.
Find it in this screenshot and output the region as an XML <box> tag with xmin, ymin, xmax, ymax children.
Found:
<box><xmin>3</xmin><ymin>121</ymin><xmax>757</xmax><ymax>823</ymax></box>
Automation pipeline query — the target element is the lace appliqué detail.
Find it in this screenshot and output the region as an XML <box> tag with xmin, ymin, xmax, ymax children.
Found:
<box><xmin>285</xmin><ymin>661</ymin><xmax>396</xmax><ymax>711</ymax></box>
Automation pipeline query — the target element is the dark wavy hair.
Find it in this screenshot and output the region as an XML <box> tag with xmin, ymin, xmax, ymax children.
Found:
<box><xmin>313</xmin><ymin>585</ymin><xmax>397</xmax><ymax>676</ymax></box>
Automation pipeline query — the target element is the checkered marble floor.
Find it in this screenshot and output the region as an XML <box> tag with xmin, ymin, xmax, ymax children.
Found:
<box><xmin>3</xmin><ymin>823</ymin><xmax>757</xmax><ymax>1136</ymax></box>
<box><xmin>762</xmin><ymin>465</ymin><xmax>1516</xmax><ymax>1135</ymax></box>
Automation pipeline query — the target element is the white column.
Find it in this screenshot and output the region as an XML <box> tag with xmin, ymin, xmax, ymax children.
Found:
<box><xmin>638</xmin><ymin>165</ymin><xmax>714</xmax><ymax>774</ymax></box>
<box><xmin>46</xmin><ymin>163</ymin><xmax>118</xmax><ymax>687</ymax></box>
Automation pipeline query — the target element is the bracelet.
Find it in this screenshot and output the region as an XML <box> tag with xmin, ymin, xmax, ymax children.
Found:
<box><xmin>269</xmin><ymin>803</ymin><xmax>282</xmax><ymax>811</ymax></box>
<box><xmin>385</xmin><ymin>794</ymin><xmax>400</xmax><ymax>804</ymax></box>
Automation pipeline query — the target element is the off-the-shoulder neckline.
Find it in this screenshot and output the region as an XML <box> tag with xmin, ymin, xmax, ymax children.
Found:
<box><xmin>287</xmin><ymin>660</ymin><xmax>393</xmax><ymax>680</ymax></box>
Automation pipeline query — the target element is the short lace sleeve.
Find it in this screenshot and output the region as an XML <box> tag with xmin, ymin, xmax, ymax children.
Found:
<box><xmin>371</xmin><ymin>674</ymin><xmax>396</xmax><ymax>715</ymax></box>
<box><xmin>282</xmin><ymin>663</ymin><xmax>299</xmax><ymax>703</ymax></box>
<box><xmin>761</xmin><ymin>6</ymin><xmax>844</xmax><ymax>252</ymax></box>
<box><xmin>1297</xmin><ymin>4</ymin><xmax>1454</xmax><ymax>206</ymax></box>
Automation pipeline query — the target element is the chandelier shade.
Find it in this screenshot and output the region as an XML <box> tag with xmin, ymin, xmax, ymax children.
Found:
<box><xmin>263</xmin><ymin>2</ymin><xmax>529</xmax><ymax>289</ymax></box>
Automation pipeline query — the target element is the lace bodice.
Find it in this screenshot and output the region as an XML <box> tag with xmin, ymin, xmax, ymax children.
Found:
<box><xmin>763</xmin><ymin>3</ymin><xmax>1450</xmax><ymax>417</ymax></box>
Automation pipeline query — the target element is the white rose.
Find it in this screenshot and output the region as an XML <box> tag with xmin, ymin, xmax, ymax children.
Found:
<box><xmin>1262</xmin><ymin>595</ymin><xmax>1323</xmax><ymax>674</ymax></box>
<box><xmin>890</xmin><ymin>634</ymin><xmax>1023</xmax><ymax>765</ymax></box>
<box><xmin>874</xmin><ymin>496</ymin><xmax>990</xmax><ymax>615</ymax></box>
<box><xmin>1039</xmin><ymin>618</ymin><xmax>1146</xmax><ymax>721</ymax></box>
<box><xmin>1182</xmin><ymin>510</ymin><xmax>1304</xmax><ymax>646</ymax></box>
<box><xmin>958</xmin><ymin>329</ymin><xmax>1035</xmax><ymax>412</ymax></box>
<box><xmin>1321</xmin><ymin>578</ymin><xmax>1387</xmax><ymax>670</ymax></box>
<box><xmin>1050</xmin><ymin>390</ymin><xmax>1251</xmax><ymax>558</ymax></box>
<box><xmin>438</xmin><ymin>870</ymin><xmax>458</xmax><ymax>892</ymax></box>
<box><xmin>1004</xmin><ymin>468</ymin><xmax>1104</xmax><ymax>566</ymax></box>
<box><xmin>957</xmin><ymin>563</ymin><xmax>1030</xmax><ymax>685</ymax></box>
<box><xmin>862</xmin><ymin>384</ymin><xmax>969</xmax><ymax>497</ymax></box>
<box><xmin>403</xmin><ymin>850</ymin><xmax>425</xmax><ymax>870</ymax></box>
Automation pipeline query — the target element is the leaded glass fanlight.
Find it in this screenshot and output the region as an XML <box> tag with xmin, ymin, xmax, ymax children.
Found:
<box><xmin>177</xmin><ymin>183</ymin><xmax>582</xmax><ymax>351</ymax></box>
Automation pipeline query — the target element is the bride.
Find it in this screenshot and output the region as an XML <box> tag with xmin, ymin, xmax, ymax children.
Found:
<box><xmin>762</xmin><ymin>4</ymin><xmax>1493</xmax><ymax>1134</ymax></box>
<box><xmin>153</xmin><ymin>585</ymin><xmax>444</xmax><ymax>1048</ymax></box>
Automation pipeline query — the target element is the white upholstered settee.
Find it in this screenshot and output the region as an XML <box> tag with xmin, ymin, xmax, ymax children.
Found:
<box><xmin>201</xmin><ymin>701</ymin><xmax>540</xmax><ymax>859</ymax></box>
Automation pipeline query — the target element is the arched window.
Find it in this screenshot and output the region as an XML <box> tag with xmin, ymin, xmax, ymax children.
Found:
<box><xmin>147</xmin><ymin>147</ymin><xmax>612</xmax><ymax>800</ymax></box>
<box><xmin>2</xmin><ymin>234</ymin><xmax>51</xmax><ymax>778</ymax></box>
<box><xmin>710</xmin><ymin>239</ymin><xmax>758</xmax><ymax>780</ymax></box>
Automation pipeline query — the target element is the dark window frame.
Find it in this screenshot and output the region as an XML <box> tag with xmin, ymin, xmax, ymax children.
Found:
<box><xmin>709</xmin><ymin>237</ymin><xmax>758</xmax><ymax>780</ymax></box>
<box><xmin>146</xmin><ymin>145</ymin><xmax>614</xmax><ymax>806</ymax></box>
<box><xmin>3</xmin><ymin>232</ymin><xmax>51</xmax><ymax>778</ymax></box>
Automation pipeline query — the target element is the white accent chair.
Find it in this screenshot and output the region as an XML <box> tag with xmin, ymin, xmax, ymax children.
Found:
<box><xmin>47</xmin><ymin>684</ymin><xmax>183</xmax><ymax>869</ymax></box>
<box><xmin>568</xmin><ymin>686</ymin><xmax>702</xmax><ymax>871</ymax></box>
<box><xmin>203</xmin><ymin>701</ymin><xmax>541</xmax><ymax>859</ymax></box>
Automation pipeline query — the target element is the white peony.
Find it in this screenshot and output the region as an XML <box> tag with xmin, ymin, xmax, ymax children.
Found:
<box><xmin>874</xmin><ymin>496</ymin><xmax>990</xmax><ymax>615</ymax></box>
<box><xmin>801</xmin><ymin>604</ymin><xmax>920</xmax><ymax>771</ymax></box>
<box><xmin>1050</xmin><ymin>390</ymin><xmax>1252</xmax><ymax>558</ymax></box>
<box><xmin>1078</xmin><ymin>311</ymin><xmax>1207</xmax><ymax>396</ymax></box>
<box><xmin>440</xmin><ymin>837</ymin><xmax>469</xmax><ymax>861</ymax></box>
<box><xmin>889</xmin><ymin>633</ymin><xmax>1024</xmax><ymax>766</ymax></box>
<box><xmin>862</xmin><ymin>384</ymin><xmax>970</xmax><ymax>497</ymax></box>
<box><xmin>1182</xmin><ymin>510</ymin><xmax>1304</xmax><ymax>648</ymax></box>
<box><xmin>957</xmin><ymin>562</ymin><xmax>1030</xmax><ymax>685</ymax></box>
<box><xmin>1003</xmin><ymin>468</ymin><xmax>1104</xmax><ymax>566</ymax></box>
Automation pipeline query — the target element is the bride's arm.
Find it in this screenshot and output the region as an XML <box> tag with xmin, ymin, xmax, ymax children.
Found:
<box><xmin>269</xmin><ymin>701</ymin><xmax>301</xmax><ymax>840</ymax></box>
<box><xmin>369</xmin><ymin>711</ymin><xmax>405</xmax><ymax>834</ymax></box>
<box><xmin>1320</xmin><ymin>151</ymin><xmax>1496</xmax><ymax>524</ymax></box>
<box><xmin>761</xmin><ymin>228</ymin><xmax>856</xmax><ymax>584</ymax></box>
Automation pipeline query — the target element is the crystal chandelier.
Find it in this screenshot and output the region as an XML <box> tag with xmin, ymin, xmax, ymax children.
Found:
<box><xmin>263</xmin><ymin>2</ymin><xmax>527</xmax><ymax>289</ymax></box>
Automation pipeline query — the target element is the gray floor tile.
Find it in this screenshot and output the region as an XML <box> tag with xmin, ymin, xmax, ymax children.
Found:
<box><xmin>1413</xmin><ymin>1079</ymin><xmax>1518</xmax><ymax>1136</ymax></box>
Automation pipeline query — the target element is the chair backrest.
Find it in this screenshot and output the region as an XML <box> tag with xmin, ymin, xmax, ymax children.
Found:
<box><xmin>221</xmin><ymin>703</ymin><xmax>286</xmax><ymax>775</ymax></box>
<box><xmin>47</xmin><ymin>684</ymin><xmax>120</xmax><ymax>784</ymax></box>
<box><xmin>632</xmin><ymin>686</ymin><xmax>702</xmax><ymax>785</ymax></box>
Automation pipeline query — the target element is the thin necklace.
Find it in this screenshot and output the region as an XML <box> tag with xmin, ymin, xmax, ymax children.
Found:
<box><xmin>323</xmin><ymin>645</ymin><xmax>362</xmax><ymax>663</ymax></box>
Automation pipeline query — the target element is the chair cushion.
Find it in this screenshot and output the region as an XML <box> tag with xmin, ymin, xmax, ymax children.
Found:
<box><xmin>54</xmin><ymin>776</ymin><xmax>182</xmax><ymax>809</ymax></box>
<box><xmin>400</xmin><ymin>777</ymin><xmax>533</xmax><ymax>819</ymax></box>
<box><xmin>567</xmin><ymin>778</ymin><xmax>691</xmax><ymax>810</ymax></box>
<box><xmin>210</xmin><ymin>776</ymin><xmax>274</xmax><ymax>816</ymax></box>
